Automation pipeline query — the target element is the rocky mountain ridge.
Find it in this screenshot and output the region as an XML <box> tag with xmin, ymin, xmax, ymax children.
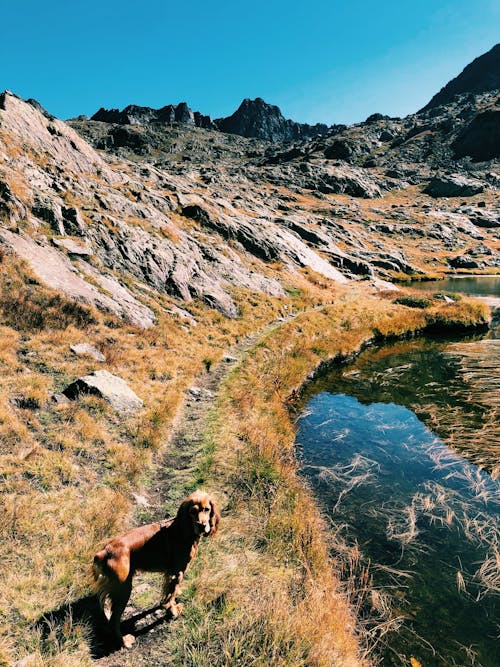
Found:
<box><xmin>81</xmin><ymin>43</ymin><xmax>499</xmax><ymax>148</ymax></box>
<box><xmin>88</xmin><ymin>96</ymin><xmax>330</xmax><ymax>143</ymax></box>
<box><xmin>91</xmin><ymin>102</ymin><xmax>214</xmax><ymax>129</ymax></box>
<box><xmin>214</xmin><ymin>97</ymin><xmax>329</xmax><ymax>141</ymax></box>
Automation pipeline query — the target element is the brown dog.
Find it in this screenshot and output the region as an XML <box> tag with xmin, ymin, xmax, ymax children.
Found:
<box><xmin>92</xmin><ymin>490</ymin><xmax>220</xmax><ymax>648</ymax></box>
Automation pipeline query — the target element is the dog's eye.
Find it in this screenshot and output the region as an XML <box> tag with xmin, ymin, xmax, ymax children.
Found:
<box><xmin>201</xmin><ymin>507</ymin><xmax>210</xmax><ymax>513</ymax></box>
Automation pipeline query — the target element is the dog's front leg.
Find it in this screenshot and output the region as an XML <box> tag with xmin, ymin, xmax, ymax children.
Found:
<box><xmin>161</xmin><ymin>571</ymin><xmax>184</xmax><ymax>617</ymax></box>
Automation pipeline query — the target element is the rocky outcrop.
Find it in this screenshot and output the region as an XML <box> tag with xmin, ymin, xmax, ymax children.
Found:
<box><xmin>467</xmin><ymin>208</ymin><xmax>500</xmax><ymax>228</ymax></box>
<box><xmin>0</xmin><ymin>229</ymin><xmax>156</xmax><ymax>329</ymax></box>
<box><xmin>215</xmin><ymin>98</ymin><xmax>328</xmax><ymax>142</ymax></box>
<box><xmin>263</xmin><ymin>162</ymin><xmax>383</xmax><ymax>198</ymax></box>
<box><xmin>63</xmin><ymin>370</ymin><xmax>143</xmax><ymax>413</ymax></box>
<box><xmin>421</xmin><ymin>43</ymin><xmax>500</xmax><ymax>111</ymax></box>
<box><xmin>91</xmin><ymin>103</ymin><xmax>215</xmax><ymax>129</ymax></box>
<box><xmin>324</xmin><ymin>138</ymin><xmax>373</xmax><ymax>163</ymax></box>
<box><xmin>0</xmin><ymin>91</ymin><xmax>118</xmax><ymax>182</ymax></box>
<box><xmin>423</xmin><ymin>174</ymin><xmax>485</xmax><ymax>197</ymax></box>
<box><xmin>452</xmin><ymin>107</ymin><xmax>500</xmax><ymax>161</ymax></box>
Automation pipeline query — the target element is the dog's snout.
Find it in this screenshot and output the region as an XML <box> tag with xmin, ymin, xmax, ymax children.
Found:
<box><xmin>196</xmin><ymin>521</ymin><xmax>210</xmax><ymax>534</ymax></box>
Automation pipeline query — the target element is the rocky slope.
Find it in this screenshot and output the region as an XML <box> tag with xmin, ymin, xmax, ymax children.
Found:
<box><xmin>1</xmin><ymin>46</ymin><xmax>499</xmax><ymax>330</ymax></box>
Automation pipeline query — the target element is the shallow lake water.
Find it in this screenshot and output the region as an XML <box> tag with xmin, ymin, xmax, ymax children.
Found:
<box><xmin>296</xmin><ymin>335</ymin><xmax>499</xmax><ymax>666</ymax></box>
<box><xmin>407</xmin><ymin>275</ymin><xmax>500</xmax><ymax>298</ymax></box>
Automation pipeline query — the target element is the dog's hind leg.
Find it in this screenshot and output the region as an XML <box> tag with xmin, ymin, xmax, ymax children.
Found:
<box><xmin>108</xmin><ymin>576</ymin><xmax>134</xmax><ymax>648</ymax></box>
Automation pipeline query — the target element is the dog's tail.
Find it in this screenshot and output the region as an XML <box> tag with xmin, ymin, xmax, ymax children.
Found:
<box><xmin>92</xmin><ymin>549</ymin><xmax>114</xmax><ymax>617</ymax></box>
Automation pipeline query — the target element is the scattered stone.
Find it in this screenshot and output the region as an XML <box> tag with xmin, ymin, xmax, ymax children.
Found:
<box><xmin>132</xmin><ymin>493</ymin><xmax>150</xmax><ymax>507</ymax></box>
<box><xmin>223</xmin><ymin>355</ymin><xmax>238</xmax><ymax>363</ymax></box>
<box><xmin>70</xmin><ymin>343</ymin><xmax>106</xmax><ymax>362</ymax></box>
<box><xmin>63</xmin><ymin>370</ymin><xmax>143</xmax><ymax>413</ymax></box>
<box><xmin>10</xmin><ymin>396</ymin><xmax>40</xmax><ymax>409</ymax></box>
<box><xmin>51</xmin><ymin>393</ymin><xmax>70</xmax><ymax>406</ymax></box>
<box><xmin>435</xmin><ymin>294</ymin><xmax>455</xmax><ymax>303</ymax></box>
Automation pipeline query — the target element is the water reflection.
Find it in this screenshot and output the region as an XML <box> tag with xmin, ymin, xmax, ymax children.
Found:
<box><xmin>297</xmin><ymin>338</ymin><xmax>499</xmax><ymax>666</ymax></box>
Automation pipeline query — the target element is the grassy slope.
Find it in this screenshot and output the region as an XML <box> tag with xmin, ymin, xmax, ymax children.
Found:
<box><xmin>0</xmin><ymin>251</ymin><xmax>490</xmax><ymax>665</ymax></box>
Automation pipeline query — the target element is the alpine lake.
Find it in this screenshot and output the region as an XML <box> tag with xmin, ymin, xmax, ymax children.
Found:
<box><xmin>296</xmin><ymin>276</ymin><xmax>500</xmax><ymax>666</ymax></box>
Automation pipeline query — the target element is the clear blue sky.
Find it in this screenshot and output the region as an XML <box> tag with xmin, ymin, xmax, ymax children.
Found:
<box><xmin>2</xmin><ymin>0</ymin><xmax>498</xmax><ymax>124</ymax></box>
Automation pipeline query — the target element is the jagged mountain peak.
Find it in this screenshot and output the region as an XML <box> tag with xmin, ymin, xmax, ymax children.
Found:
<box><xmin>420</xmin><ymin>43</ymin><xmax>500</xmax><ymax>111</ymax></box>
<box><xmin>215</xmin><ymin>97</ymin><xmax>329</xmax><ymax>142</ymax></box>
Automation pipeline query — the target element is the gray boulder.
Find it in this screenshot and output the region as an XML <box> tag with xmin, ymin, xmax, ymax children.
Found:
<box><xmin>468</xmin><ymin>209</ymin><xmax>500</xmax><ymax>228</ymax></box>
<box><xmin>424</xmin><ymin>174</ymin><xmax>484</xmax><ymax>197</ymax></box>
<box><xmin>448</xmin><ymin>255</ymin><xmax>480</xmax><ymax>269</ymax></box>
<box><xmin>70</xmin><ymin>343</ymin><xmax>106</xmax><ymax>362</ymax></box>
<box><xmin>63</xmin><ymin>370</ymin><xmax>143</xmax><ymax>413</ymax></box>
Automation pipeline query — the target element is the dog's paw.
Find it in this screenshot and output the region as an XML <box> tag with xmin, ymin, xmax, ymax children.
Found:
<box><xmin>172</xmin><ymin>603</ymin><xmax>184</xmax><ymax>618</ymax></box>
<box><xmin>122</xmin><ymin>634</ymin><xmax>136</xmax><ymax>649</ymax></box>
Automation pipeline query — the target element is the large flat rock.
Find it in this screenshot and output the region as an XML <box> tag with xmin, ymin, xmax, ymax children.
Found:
<box><xmin>63</xmin><ymin>370</ymin><xmax>143</xmax><ymax>413</ymax></box>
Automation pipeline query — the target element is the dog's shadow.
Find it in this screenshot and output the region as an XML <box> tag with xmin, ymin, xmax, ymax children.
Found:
<box><xmin>35</xmin><ymin>595</ymin><xmax>174</xmax><ymax>658</ymax></box>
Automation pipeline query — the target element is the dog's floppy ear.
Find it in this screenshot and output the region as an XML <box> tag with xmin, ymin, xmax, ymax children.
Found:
<box><xmin>209</xmin><ymin>496</ymin><xmax>220</xmax><ymax>536</ymax></box>
<box><xmin>176</xmin><ymin>497</ymin><xmax>193</xmax><ymax>523</ymax></box>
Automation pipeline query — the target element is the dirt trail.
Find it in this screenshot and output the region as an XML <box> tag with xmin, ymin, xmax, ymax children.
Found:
<box><xmin>94</xmin><ymin>319</ymin><xmax>284</xmax><ymax>665</ymax></box>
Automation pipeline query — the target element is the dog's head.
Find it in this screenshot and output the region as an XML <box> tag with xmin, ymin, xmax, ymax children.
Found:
<box><xmin>177</xmin><ymin>490</ymin><xmax>220</xmax><ymax>537</ymax></box>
